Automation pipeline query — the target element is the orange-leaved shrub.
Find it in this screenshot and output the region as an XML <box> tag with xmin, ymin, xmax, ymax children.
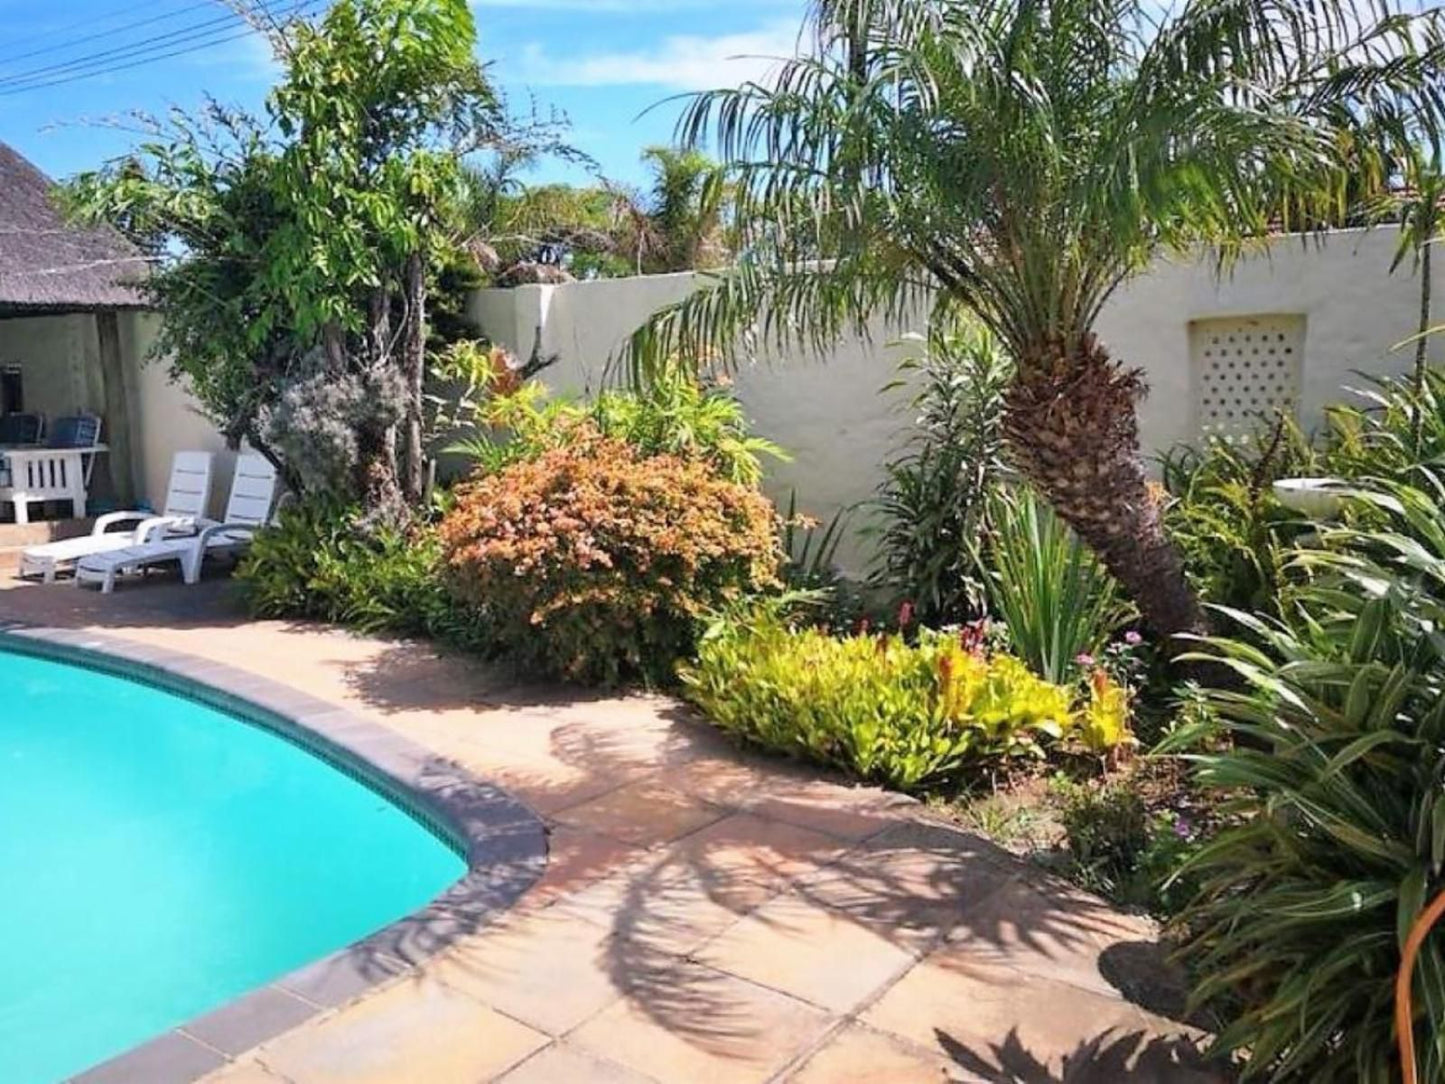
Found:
<box><xmin>438</xmin><ymin>435</ymin><xmax>783</xmax><ymax>684</ymax></box>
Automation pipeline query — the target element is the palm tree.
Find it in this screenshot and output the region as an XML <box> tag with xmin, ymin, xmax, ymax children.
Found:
<box><xmin>1375</xmin><ymin>141</ymin><xmax>1445</xmax><ymax>455</ymax></box>
<box><xmin>625</xmin><ymin>0</ymin><xmax>1445</xmax><ymax>638</ymax></box>
<box><xmin>612</xmin><ymin>146</ymin><xmax>732</xmax><ymax>275</ymax></box>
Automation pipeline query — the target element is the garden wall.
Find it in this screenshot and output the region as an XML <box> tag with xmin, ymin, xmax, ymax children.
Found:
<box><xmin>468</xmin><ymin>228</ymin><xmax>1445</xmax><ymax>573</ymax></box>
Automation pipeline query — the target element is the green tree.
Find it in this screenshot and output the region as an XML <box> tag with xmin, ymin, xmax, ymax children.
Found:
<box><xmin>626</xmin><ymin>0</ymin><xmax>1445</xmax><ymax>639</ymax></box>
<box><xmin>67</xmin><ymin>0</ymin><xmax>504</xmax><ymax>517</ymax></box>
<box><xmin>614</xmin><ymin>146</ymin><xmax>731</xmax><ymax>275</ymax></box>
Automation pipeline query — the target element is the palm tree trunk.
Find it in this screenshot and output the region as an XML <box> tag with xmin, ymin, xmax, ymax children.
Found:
<box><xmin>1412</xmin><ymin>240</ymin><xmax>1432</xmax><ymax>458</ymax></box>
<box><xmin>1004</xmin><ymin>333</ymin><xmax>1204</xmax><ymax>642</ymax></box>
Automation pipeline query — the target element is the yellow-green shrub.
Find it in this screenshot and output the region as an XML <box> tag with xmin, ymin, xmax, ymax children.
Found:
<box><xmin>680</xmin><ymin>606</ymin><xmax>1132</xmax><ymax>790</ymax></box>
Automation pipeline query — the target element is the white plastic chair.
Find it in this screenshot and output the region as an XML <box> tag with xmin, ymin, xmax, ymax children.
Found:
<box><xmin>16</xmin><ymin>451</ymin><xmax>215</xmax><ymax>582</ymax></box>
<box><xmin>74</xmin><ymin>453</ymin><xmax>278</xmax><ymax>594</ymax></box>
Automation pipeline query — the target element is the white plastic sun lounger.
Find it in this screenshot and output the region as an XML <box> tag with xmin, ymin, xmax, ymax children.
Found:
<box><xmin>74</xmin><ymin>453</ymin><xmax>278</xmax><ymax>594</ymax></box>
<box><xmin>17</xmin><ymin>451</ymin><xmax>215</xmax><ymax>583</ymax></box>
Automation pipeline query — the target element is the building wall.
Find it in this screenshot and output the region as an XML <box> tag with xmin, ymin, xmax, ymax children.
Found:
<box><xmin>467</xmin><ymin>228</ymin><xmax>1445</xmax><ymax>573</ymax></box>
<box><xmin>119</xmin><ymin>311</ymin><xmax>234</xmax><ymax>520</ymax></box>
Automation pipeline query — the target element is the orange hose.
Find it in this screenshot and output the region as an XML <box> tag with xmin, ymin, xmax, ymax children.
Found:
<box><xmin>1396</xmin><ymin>888</ymin><xmax>1445</xmax><ymax>1084</ymax></box>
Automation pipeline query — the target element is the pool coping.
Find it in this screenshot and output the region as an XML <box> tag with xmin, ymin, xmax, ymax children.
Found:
<box><xmin>0</xmin><ymin>623</ymin><xmax>549</xmax><ymax>1084</ymax></box>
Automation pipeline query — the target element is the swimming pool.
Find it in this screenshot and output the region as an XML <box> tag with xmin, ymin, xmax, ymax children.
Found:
<box><xmin>0</xmin><ymin>647</ymin><xmax>469</xmax><ymax>1084</ymax></box>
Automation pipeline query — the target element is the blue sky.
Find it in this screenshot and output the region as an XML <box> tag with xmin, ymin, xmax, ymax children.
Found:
<box><xmin>0</xmin><ymin>0</ymin><xmax>807</xmax><ymax>188</ymax></box>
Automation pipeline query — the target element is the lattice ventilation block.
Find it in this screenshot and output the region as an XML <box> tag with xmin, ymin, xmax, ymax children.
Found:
<box><xmin>1189</xmin><ymin>314</ymin><xmax>1305</xmax><ymax>442</ymax></box>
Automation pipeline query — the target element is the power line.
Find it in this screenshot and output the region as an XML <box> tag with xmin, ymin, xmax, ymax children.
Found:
<box><xmin>0</xmin><ymin>0</ymin><xmax>211</xmax><ymax>63</ymax></box>
<box><xmin>0</xmin><ymin>1</ymin><xmax>221</xmax><ymax>70</ymax></box>
<box><xmin>0</xmin><ymin>8</ymin><xmax>265</xmax><ymax>88</ymax></box>
<box><xmin>0</xmin><ymin>2</ymin><xmax>323</xmax><ymax>98</ymax></box>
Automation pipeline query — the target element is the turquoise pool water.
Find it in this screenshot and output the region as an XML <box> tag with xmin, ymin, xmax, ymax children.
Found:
<box><xmin>0</xmin><ymin>649</ymin><xmax>467</xmax><ymax>1084</ymax></box>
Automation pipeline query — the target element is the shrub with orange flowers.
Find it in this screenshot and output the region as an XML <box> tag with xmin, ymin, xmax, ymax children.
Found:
<box><xmin>438</xmin><ymin>434</ymin><xmax>783</xmax><ymax>684</ymax></box>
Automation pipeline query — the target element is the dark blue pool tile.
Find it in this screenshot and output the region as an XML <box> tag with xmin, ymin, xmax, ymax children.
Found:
<box><xmin>178</xmin><ymin>986</ymin><xmax>320</xmax><ymax>1057</ymax></box>
<box><xmin>68</xmin><ymin>1030</ymin><xmax>224</xmax><ymax>1084</ymax></box>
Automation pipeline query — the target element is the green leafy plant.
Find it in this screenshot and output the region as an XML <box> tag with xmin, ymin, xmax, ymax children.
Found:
<box><xmin>1323</xmin><ymin>367</ymin><xmax>1445</xmax><ymax>481</ymax></box>
<box><xmin>680</xmin><ymin>600</ymin><xmax>1132</xmax><ymax>791</ymax></box>
<box><xmin>1051</xmin><ymin>775</ymin><xmax>1204</xmax><ymax>917</ymax></box>
<box><xmin>981</xmin><ymin>488</ymin><xmax>1124</xmax><ymax>684</ymax></box>
<box><xmin>1161</xmin><ymin>413</ymin><xmax>1322</xmax><ymax>617</ymax></box>
<box><xmin>869</xmin><ymin>324</ymin><xmax>1012</xmax><ymax>626</ymax></box>
<box><xmin>438</xmin><ymin>435</ymin><xmax>782</xmax><ymax>685</ymax></box>
<box><xmin>235</xmin><ymin>499</ymin><xmax>488</xmax><ymax>648</ymax></box>
<box><xmin>447</xmin><ymin>366</ymin><xmax>783</xmax><ymax>485</ymax></box>
<box><xmin>778</xmin><ymin>490</ymin><xmax>863</xmax><ymax>629</ymax></box>
<box><xmin>1167</xmin><ymin>471</ymin><xmax>1445</xmax><ymax>1082</ymax></box>
<box><xmin>588</xmin><ymin>367</ymin><xmax>785</xmax><ymax>485</ymax></box>
<box><xmin>67</xmin><ymin>0</ymin><xmax>542</xmax><ymax>516</ymax></box>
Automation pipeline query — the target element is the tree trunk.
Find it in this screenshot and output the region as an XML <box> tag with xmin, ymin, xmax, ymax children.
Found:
<box><xmin>401</xmin><ymin>251</ymin><xmax>426</xmax><ymax>503</ymax></box>
<box><xmin>1004</xmin><ymin>333</ymin><xmax>1205</xmax><ymax>642</ymax></box>
<box><xmin>1412</xmin><ymin>240</ymin><xmax>1432</xmax><ymax>458</ymax></box>
<box><xmin>356</xmin><ymin>418</ymin><xmax>404</xmax><ymax>523</ymax></box>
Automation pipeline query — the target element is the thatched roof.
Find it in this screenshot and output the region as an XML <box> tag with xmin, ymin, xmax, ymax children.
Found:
<box><xmin>0</xmin><ymin>142</ymin><xmax>148</xmax><ymax>314</ymax></box>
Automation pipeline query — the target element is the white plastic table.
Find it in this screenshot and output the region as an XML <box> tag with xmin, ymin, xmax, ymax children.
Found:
<box><xmin>0</xmin><ymin>443</ymin><xmax>108</xmax><ymax>524</ymax></box>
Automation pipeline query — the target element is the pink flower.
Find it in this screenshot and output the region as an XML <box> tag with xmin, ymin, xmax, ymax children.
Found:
<box><xmin>1124</xmin><ymin>630</ymin><xmax>1143</xmax><ymax>646</ymax></box>
<box><xmin>1075</xmin><ymin>652</ymin><xmax>1096</xmax><ymax>667</ymax></box>
<box><xmin>898</xmin><ymin>600</ymin><xmax>915</xmax><ymax>629</ymax></box>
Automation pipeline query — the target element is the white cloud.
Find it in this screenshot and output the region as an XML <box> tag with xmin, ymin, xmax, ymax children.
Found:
<box><xmin>513</xmin><ymin>18</ymin><xmax>802</xmax><ymax>90</ymax></box>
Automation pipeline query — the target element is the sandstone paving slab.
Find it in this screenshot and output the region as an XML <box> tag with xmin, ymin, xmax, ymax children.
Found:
<box><xmin>693</xmin><ymin>890</ymin><xmax>918</xmax><ymax>1012</ymax></box>
<box><xmin>785</xmin><ymin>1022</ymin><xmax>987</xmax><ymax>1083</ymax></box>
<box><xmin>551</xmin><ymin>778</ymin><xmax>731</xmax><ymax>848</ymax></box>
<box><xmin>667</xmin><ymin>811</ymin><xmax>852</xmax><ymax>890</ymax></box>
<box><xmin>427</xmin><ymin>908</ymin><xmax>628</xmax><ymax>1036</ymax></box>
<box><xmin>863</xmin><ymin>950</ymin><xmax>1220</xmax><ymax>1083</ymax></box>
<box><xmin>495</xmin><ymin>1041</ymin><xmax>662</xmax><ymax>1083</ymax></box>
<box><xmin>568</xmin><ymin>961</ymin><xmax>836</xmax><ymax>1084</ymax></box>
<box><xmin>252</xmin><ymin>973</ymin><xmax>549</xmax><ymax>1084</ymax></box>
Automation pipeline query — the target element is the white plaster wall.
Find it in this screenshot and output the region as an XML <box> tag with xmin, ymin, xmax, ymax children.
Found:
<box><xmin>121</xmin><ymin>311</ymin><xmax>233</xmax><ymax>520</ymax></box>
<box><xmin>1097</xmin><ymin>229</ymin><xmax>1445</xmax><ymax>458</ymax></box>
<box><xmin>89</xmin><ymin>227</ymin><xmax>1439</xmax><ymax>569</ymax></box>
<box><xmin>467</xmin><ymin>228</ymin><xmax>1444</xmax><ymax>575</ymax></box>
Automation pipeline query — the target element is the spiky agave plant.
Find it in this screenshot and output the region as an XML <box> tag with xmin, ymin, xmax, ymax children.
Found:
<box><xmin>623</xmin><ymin>0</ymin><xmax>1445</xmax><ymax>642</ymax></box>
<box><xmin>1168</xmin><ymin>471</ymin><xmax>1445</xmax><ymax>1081</ymax></box>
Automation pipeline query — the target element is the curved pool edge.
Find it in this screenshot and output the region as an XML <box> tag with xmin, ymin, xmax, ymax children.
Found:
<box><xmin>0</xmin><ymin>623</ymin><xmax>548</xmax><ymax>1084</ymax></box>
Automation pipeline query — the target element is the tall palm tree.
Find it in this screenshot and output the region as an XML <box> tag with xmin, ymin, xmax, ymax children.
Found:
<box><xmin>624</xmin><ymin>0</ymin><xmax>1445</xmax><ymax>638</ymax></box>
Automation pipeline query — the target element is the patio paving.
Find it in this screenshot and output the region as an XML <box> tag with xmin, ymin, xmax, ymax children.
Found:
<box><xmin>0</xmin><ymin>576</ymin><xmax>1223</xmax><ymax>1083</ymax></box>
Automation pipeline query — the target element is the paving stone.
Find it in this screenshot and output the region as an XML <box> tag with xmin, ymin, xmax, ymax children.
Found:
<box><xmin>945</xmin><ymin>876</ymin><xmax>1158</xmax><ymax>998</ymax></box>
<box><xmin>694</xmin><ymin>891</ymin><xmax>916</xmax><ymax>1011</ymax></box>
<box><xmin>570</xmin><ymin>962</ymin><xmax>836</xmax><ymax>1084</ymax></box>
<box><xmin>785</xmin><ymin>1022</ymin><xmax>984</xmax><ymax>1083</ymax></box>
<box><xmin>428</xmin><ymin>909</ymin><xmax>627</xmax><ymax>1035</ymax></box>
<box><xmin>552</xmin><ymin>779</ymin><xmax>730</xmax><ymax>847</ymax></box>
<box><xmin>198</xmin><ymin>1058</ymin><xmax>289</xmax><ymax>1083</ymax></box>
<box><xmin>496</xmin><ymin>1042</ymin><xmax>661</xmax><ymax>1083</ymax></box>
<box><xmin>863</xmin><ymin>952</ymin><xmax>1215</xmax><ymax>1082</ymax></box>
<box><xmin>669</xmin><ymin>812</ymin><xmax>850</xmax><ymax>890</ymax></box>
<box><xmin>526</xmin><ymin>825</ymin><xmax>647</xmax><ymax>902</ymax></box>
<box><xmin>180</xmin><ymin>986</ymin><xmax>319</xmax><ymax>1056</ymax></box>
<box><xmin>256</xmin><ymin>973</ymin><xmax>548</xmax><ymax>1083</ymax></box>
<box><xmin>791</xmin><ymin>835</ymin><xmax>1019</xmax><ymax>951</ymax></box>
<box><xmin>71</xmin><ymin>1030</ymin><xmax>225</xmax><ymax>1084</ymax></box>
